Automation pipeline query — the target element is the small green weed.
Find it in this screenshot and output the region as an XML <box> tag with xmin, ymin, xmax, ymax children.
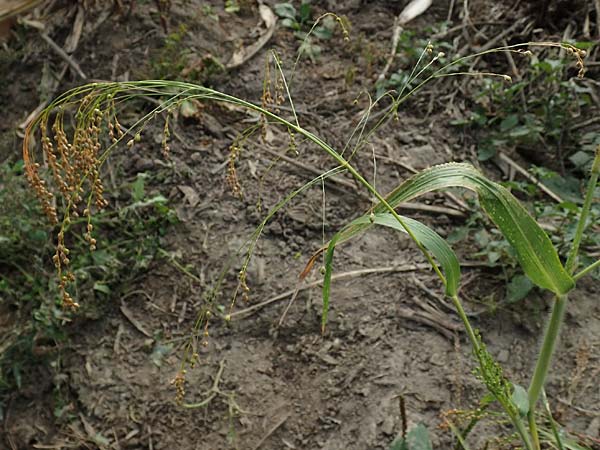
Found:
<box><xmin>274</xmin><ymin>2</ymin><xmax>340</xmax><ymax>62</ymax></box>
<box><xmin>375</xmin><ymin>23</ymin><xmax>455</xmax><ymax>97</ymax></box>
<box><xmin>223</xmin><ymin>0</ymin><xmax>255</xmax><ymax>14</ymax></box>
<box><xmin>389</xmin><ymin>423</ymin><xmax>433</xmax><ymax>450</ymax></box>
<box><xmin>200</xmin><ymin>4</ymin><xmax>219</xmax><ymax>21</ymax></box>
<box><xmin>453</xmin><ymin>44</ymin><xmax>596</xmax><ymax>163</ymax></box>
<box><xmin>224</xmin><ymin>0</ymin><xmax>240</xmax><ymax>13</ymax></box>
<box><xmin>150</xmin><ymin>24</ymin><xmax>224</xmax><ymax>81</ymax></box>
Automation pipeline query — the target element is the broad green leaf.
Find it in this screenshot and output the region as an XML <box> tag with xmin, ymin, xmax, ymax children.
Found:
<box><xmin>389</xmin><ymin>437</ymin><xmax>408</xmax><ymax>450</ymax></box>
<box><xmin>322</xmin><ymin>214</ymin><xmax>459</xmax><ymax>332</ymax></box>
<box><xmin>388</xmin><ymin>424</ymin><xmax>433</xmax><ymax>450</ymax></box>
<box><xmin>506</xmin><ymin>274</ymin><xmax>534</xmax><ymax>303</ymax></box>
<box><xmin>478</xmin><ymin>144</ymin><xmax>496</xmax><ymax>161</ymax></box>
<box><xmin>509</xmin><ymin>125</ymin><xmax>534</xmax><ymax>138</ymax></box>
<box><xmin>568</xmin><ymin>150</ymin><xmax>592</xmax><ymax>169</ymax></box>
<box><xmin>280</xmin><ymin>17</ymin><xmax>298</xmax><ymax>30</ymax></box>
<box><xmin>298</xmin><ymin>2</ymin><xmax>311</xmax><ymax>23</ymax></box>
<box><xmin>500</xmin><ymin>114</ymin><xmax>518</xmax><ymax>132</ymax></box>
<box><xmin>406</xmin><ymin>424</ymin><xmax>433</xmax><ymax>450</ymax></box>
<box><xmin>93</xmin><ymin>282</ymin><xmax>111</xmax><ymax>295</ymax></box>
<box><xmin>273</xmin><ymin>3</ymin><xmax>296</xmax><ymax>20</ymax></box>
<box><xmin>131</xmin><ymin>173</ymin><xmax>146</xmax><ymax>202</ymax></box>
<box><xmin>313</xmin><ymin>26</ymin><xmax>333</xmax><ymax>40</ymax></box>
<box><xmin>334</xmin><ymin>163</ymin><xmax>574</xmax><ymax>296</ymax></box>
<box><xmin>511</xmin><ymin>383</ymin><xmax>529</xmax><ymax>417</ymax></box>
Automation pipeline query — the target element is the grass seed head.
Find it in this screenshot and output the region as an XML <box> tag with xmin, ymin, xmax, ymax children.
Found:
<box><xmin>226</xmin><ymin>142</ymin><xmax>243</xmax><ymax>198</ymax></box>
<box><xmin>24</xmin><ymin>92</ymin><xmax>121</xmax><ymax>309</ymax></box>
<box><xmin>170</xmin><ymin>370</ymin><xmax>186</xmax><ymax>404</ymax></box>
<box><xmin>162</xmin><ymin>114</ymin><xmax>171</xmax><ymax>158</ymax></box>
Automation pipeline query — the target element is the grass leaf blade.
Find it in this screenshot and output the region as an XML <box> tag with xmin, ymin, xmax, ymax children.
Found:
<box><xmin>351</xmin><ymin>213</ymin><xmax>460</xmax><ymax>296</ymax></box>
<box><xmin>334</xmin><ymin>163</ymin><xmax>574</xmax><ymax>296</ymax></box>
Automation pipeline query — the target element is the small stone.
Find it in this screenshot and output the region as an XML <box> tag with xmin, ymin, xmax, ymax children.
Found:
<box><xmin>133</xmin><ymin>157</ymin><xmax>154</xmax><ymax>172</ymax></box>
<box><xmin>381</xmin><ymin>415</ymin><xmax>395</xmax><ymax>435</ymax></box>
<box><xmin>586</xmin><ymin>417</ymin><xmax>600</xmax><ymax>436</ymax></box>
<box><xmin>190</xmin><ymin>152</ymin><xmax>204</xmax><ymax>162</ymax></box>
<box><xmin>497</xmin><ymin>349</ymin><xmax>509</xmax><ymax>363</ymax></box>
<box><xmin>331</xmin><ymin>338</ymin><xmax>342</xmax><ymax>351</ymax></box>
<box><xmin>429</xmin><ymin>353</ymin><xmax>444</xmax><ymax>366</ymax></box>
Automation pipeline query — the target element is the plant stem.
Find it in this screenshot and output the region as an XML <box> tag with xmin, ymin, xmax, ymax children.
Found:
<box><xmin>542</xmin><ymin>389</ymin><xmax>565</xmax><ymax>450</ymax></box>
<box><xmin>451</xmin><ymin>295</ymin><xmax>480</xmax><ymax>354</ymax></box>
<box><xmin>450</xmin><ymin>295</ymin><xmax>534</xmax><ymax>450</ymax></box>
<box><xmin>528</xmin><ymin>294</ymin><xmax>568</xmax><ymax>408</ymax></box>
<box><xmin>574</xmin><ymin>258</ymin><xmax>600</xmax><ymax>281</ymax></box>
<box><xmin>565</xmin><ymin>145</ymin><xmax>600</xmax><ymax>274</ymax></box>
<box><xmin>527</xmin><ymin>146</ymin><xmax>599</xmax><ymax>442</ymax></box>
<box><xmin>528</xmin><ymin>411</ymin><xmax>541</xmax><ymax>450</ymax></box>
<box><xmin>512</xmin><ymin>412</ymin><xmax>535</xmax><ymax>450</ymax></box>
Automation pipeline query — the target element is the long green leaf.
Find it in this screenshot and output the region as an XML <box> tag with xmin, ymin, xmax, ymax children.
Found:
<box><xmin>322</xmin><ymin>214</ymin><xmax>459</xmax><ymax>331</ymax></box>
<box><xmin>352</xmin><ymin>214</ymin><xmax>460</xmax><ymax>296</ymax></box>
<box><xmin>334</xmin><ymin>163</ymin><xmax>574</xmax><ymax>296</ymax></box>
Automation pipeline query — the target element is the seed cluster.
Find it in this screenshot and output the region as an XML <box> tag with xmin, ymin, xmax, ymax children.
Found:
<box><xmin>162</xmin><ymin>114</ymin><xmax>171</xmax><ymax>158</ymax></box>
<box><xmin>24</xmin><ymin>93</ymin><xmax>125</xmax><ymax>309</ymax></box>
<box><xmin>569</xmin><ymin>46</ymin><xmax>587</xmax><ymax>78</ymax></box>
<box><xmin>226</xmin><ymin>142</ymin><xmax>243</xmax><ymax>198</ymax></box>
<box><xmin>259</xmin><ymin>55</ymin><xmax>287</xmax><ymax>140</ymax></box>
<box><xmin>170</xmin><ymin>370</ymin><xmax>186</xmax><ymax>404</ymax></box>
<box><xmin>238</xmin><ymin>269</ymin><xmax>250</xmax><ymax>303</ymax></box>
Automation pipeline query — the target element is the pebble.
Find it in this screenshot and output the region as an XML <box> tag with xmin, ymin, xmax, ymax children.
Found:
<box><xmin>133</xmin><ymin>157</ymin><xmax>154</xmax><ymax>172</ymax></box>
<box><xmin>497</xmin><ymin>349</ymin><xmax>510</xmax><ymax>363</ymax></box>
<box><xmin>586</xmin><ymin>417</ymin><xmax>600</xmax><ymax>436</ymax></box>
<box><xmin>381</xmin><ymin>415</ymin><xmax>395</xmax><ymax>435</ymax></box>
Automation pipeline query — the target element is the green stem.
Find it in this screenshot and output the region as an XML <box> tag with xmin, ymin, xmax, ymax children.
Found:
<box><xmin>541</xmin><ymin>389</ymin><xmax>565</xmax><ymax>450</ymax></box>
<box><xmin>511</xmin><ymin>412</ymin><xmax>535</xmax><ymax>450</ymax></box>
<box><xmin>450</xmin><ymin>295</ymin><xmax>534</xmax><ymax>450</ymax></box>
<box><xmin>528</xmin><ymin>411</ymin><xmax>541</xmax><ymax>450</ymax></box>
<box><xmin>527</xmin><ymin>146</ymin><xmax>599</xmax><ymax>436</ymax></box>
<box><xmin>528</xmin><ymin>295</ymin><xmax>568</xmax><ymax>408</ymax></box>
<box><xmin>574</xmin><ymin>258</ymin><xmax>600</xmax><ymax>281</ymax></box>
<box><xmin>565</xmin><ymin>145</ymin><xmax>600</xmax><ymax>274</ymax></box>
<box><xmin>451</xmin><ymin>295</ymin><xmax>480</xmax><ymax>354</ymax></box>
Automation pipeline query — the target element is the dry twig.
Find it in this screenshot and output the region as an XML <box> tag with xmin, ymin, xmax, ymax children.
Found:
<box><xmin>497</xmin><ymin>152</ymin><xmax>563</xmax><ymax>203</ymax></box>
<box><xmin>229</xmin><ymin>261</ymin><xmax>488</xmax><ymax>319</ymax></box>
<box><xmin>39</xmin><ymin>32</ymin><xmax>87</xmax><ymax>80</ymax></box>
<box><xmin>259</xmin><ymin>145</ymin><xmax>465</xmax><ymax>218</ymax></box>
<box><xmin>251</xmin><ymin>411</ymin><xmax>291</xmax><ymax>450</ymax></box>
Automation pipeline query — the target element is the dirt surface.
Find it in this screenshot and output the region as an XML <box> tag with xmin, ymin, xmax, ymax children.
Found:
<box><xmin>1</xmin><ymin>1</ymin><xmax>600</xmax><ymax>449</ymax></box>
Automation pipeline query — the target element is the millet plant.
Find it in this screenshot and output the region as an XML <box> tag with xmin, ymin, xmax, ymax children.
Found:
<box><xmin>22</xmin><ymin>37</ymin><xmax>598</xmax><ymax>449</ymax></box>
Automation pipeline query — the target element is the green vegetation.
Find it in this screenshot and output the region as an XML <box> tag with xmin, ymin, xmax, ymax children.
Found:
<box><xmin>376</xmin><ymin>23</ymin><xmax>455</xmax><ymax>97</ymax></box>
<box><xmin>0</xmin><ymin>157</ymin><xmax>176</xmax><ymax>405</ymax></box>
<box><xmin>150</xmin><ymin>24</ymin><xmax>224</xmax><ymax>81</ymax></box>
<box><xmin>273</xmin><ymin>2</ymin><xmax>342</xmax><ymax>61</ymax></box>
<box><xmin>17</xmin><ymin>32</ymin><xmax>598</xmax><ymax>450</ymax></box>
<box><xmin>459</xmin><ymin>48</ymin><xmax>596</xmax><ymax>163</ymax></box>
